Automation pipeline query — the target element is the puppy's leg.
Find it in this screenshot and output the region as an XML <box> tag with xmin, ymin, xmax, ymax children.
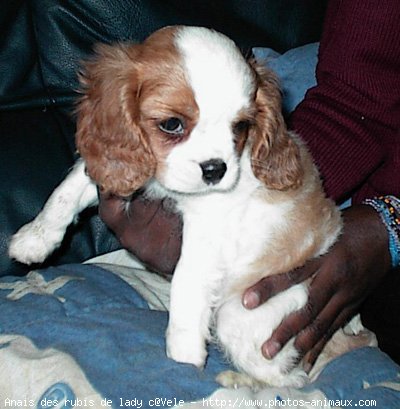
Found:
<box><xmin>166</xmin><ymin>260</ymin><xmax>214</xmax><ymax>368</ymax></box>
<box><xmin>216</xmin><ymin>284</ymin><xmax>309</xmax><ymax>388</ymax></box>
<box><xmin>9</xmin><ymin>159</ymin><xmax>98</xmax><ymax>264</ymax></box>
<box><xmin>166</xmin><ymin>219</ymin><xmax>220</xmax><ymax>368</ymax></box>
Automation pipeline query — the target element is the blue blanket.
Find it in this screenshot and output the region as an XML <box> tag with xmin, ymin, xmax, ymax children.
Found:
<box><xmin>0</xmin><ymin>264</ymin><xmax>230</xmax><ymax>406</ymax></box>
<box><xmin>1</xmin><ymin>264</ymin><xmax>399</xmax><ymax>409</ymax></box>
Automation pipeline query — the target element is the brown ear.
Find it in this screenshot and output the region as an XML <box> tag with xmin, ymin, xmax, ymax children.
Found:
<box><xmin>76</xmin><ymin>43</ymin><xmax>156</xmax><ymax>196</ymax></box>
<box><xmin>249</xmin><ymin>61</ymin><xmax>303</xmax><ymax>190</ymax></box>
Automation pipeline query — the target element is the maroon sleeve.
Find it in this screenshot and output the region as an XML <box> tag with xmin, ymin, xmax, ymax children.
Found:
<box><xmin>289</xmin><ymin>0</ymin><xmax>400</xmax><ymax>203</ymax></box>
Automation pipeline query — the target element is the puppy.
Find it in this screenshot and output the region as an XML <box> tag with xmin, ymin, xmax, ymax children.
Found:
<box><xmin>9</xmin><ymin>26</ymin><xmax>376</xmax><ymax>389</ymax></box>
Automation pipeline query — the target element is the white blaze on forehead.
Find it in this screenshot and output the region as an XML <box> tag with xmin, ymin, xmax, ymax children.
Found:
<box><xmin>174</xmin><ymin>27</ymin><xmax>255</xmax><ymax>122</ymax></box>
<box><xmin>158</xmin><ymin>27</ymin><xmax>255</xmax><ymax>195</ymax></box>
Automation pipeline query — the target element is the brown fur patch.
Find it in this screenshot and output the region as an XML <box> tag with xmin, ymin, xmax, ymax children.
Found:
<box><xmin>76</xmin><ymin>27</ymin><xmax>199</xmax><ymax>196</ymax></box>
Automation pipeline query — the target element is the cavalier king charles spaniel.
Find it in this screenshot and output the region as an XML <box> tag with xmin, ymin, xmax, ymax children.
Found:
<box><xmin>9</xmin><ymin>26</ymin><xmax>376</xmax><ymax>389</ymax></box>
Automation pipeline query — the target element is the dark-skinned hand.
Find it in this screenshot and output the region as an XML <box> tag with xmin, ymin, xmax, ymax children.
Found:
<box><xmin>98</xmin><ymin>191</ymin><xmax>182</xmax><ymax>276</ymax></box>
<box><xmin>242</xmin><ymin>204</ymin><xmax>392</xmax><ymax>371</ymax></box>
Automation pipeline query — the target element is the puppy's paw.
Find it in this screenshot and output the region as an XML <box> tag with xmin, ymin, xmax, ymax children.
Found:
<box><xmin>166</xmin><ymin>326</ymin><xmax>207</xmax><ymax>368</ymax></box>
<box><xmin>8</xmin><ymin>220</ymin><xmax>62</xmax><ymax>264</ymax></box>
<box><xmin>277</xmin><ymin>368</ymin><xmax>309</xmax><ymax>388</ymax></box>
<box><xmin>216</xmin><ymin>370</ymin><xmax>265</xmax><ymax>391</ymax></box>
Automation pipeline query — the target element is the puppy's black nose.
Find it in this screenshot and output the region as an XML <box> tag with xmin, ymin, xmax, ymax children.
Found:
<box><xmin>200</xmin><ymin>159</ymin><xmax>227</xmax><ymax>185</ymax></box>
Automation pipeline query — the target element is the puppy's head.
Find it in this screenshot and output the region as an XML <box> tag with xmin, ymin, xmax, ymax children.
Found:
<box><xmin>76</xmin><ymin>26</ymin><xmax>302</xmax><ymax>197</ymax></box>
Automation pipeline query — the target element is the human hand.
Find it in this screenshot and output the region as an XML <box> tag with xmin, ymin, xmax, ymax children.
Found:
<box><xmin>98</xmin><ymin>192</ymin><xmax>183</xmax><ymax>276</ymax></box>
<box><xmin>242</xmin><ymin>204</ymin><xmax>391</xmax><ymax>370</ymax></box>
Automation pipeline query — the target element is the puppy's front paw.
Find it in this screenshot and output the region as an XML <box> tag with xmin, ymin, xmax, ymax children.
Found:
<box><xmin>166</xmin><ymin>326</ymin><xmax>207</xmax><ymax>368</ymax></box>
<box><xmin>8</xmin><ymin>221</ymin><xmax>61</xmax><ymax>264</ymax></box>
<box><xmin>216</xmin><ymin>370</ymin><xmax>265</xmax><ymax>391</ymax></box>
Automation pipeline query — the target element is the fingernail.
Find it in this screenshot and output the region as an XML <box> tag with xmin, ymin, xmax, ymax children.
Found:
<box><xmin>243</xmin><ymin>291</ymin><xmax>260</xmax><ymax>309</ymax></box>
<box><xmin>303</xmin><ymin>362</ymin><xmax>312</xmax><ymax>374</ymax></box>
<box><xmin>262</xmin><ymin>341</ymin><xmax>281</xmax><ymax>359</ymax></box>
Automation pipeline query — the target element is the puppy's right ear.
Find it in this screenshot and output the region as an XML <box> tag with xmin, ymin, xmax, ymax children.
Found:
<box><xmin>76</xmin><ymin>43</ymin><xmax>156</xmax><ymax>197</ymax></box>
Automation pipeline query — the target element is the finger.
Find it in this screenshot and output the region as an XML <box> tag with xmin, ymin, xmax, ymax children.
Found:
<box><xmin>302</xmin><ymin>338</ymin><xmax>327</xmax><ymax>373</ymax></box>
<box><xmin>301</xmin><ymin>305</ymin><xmax>358</xmax><ymax>373</ymax></box>
<box><xmin>294</xmin><ymin>297</ymin><xmax>358</xmax><ymax>358</ymax></box>
<box><xmin>243</xmin><ymin>258</ymin><xmax>322</xmax><ymax>309</ymax></box>
<box><xmin>286</xmin><ymin>262</ymin><xmax>340</xmax><ymax>356</ymax></box>
<box><xmin>98</xmin><ymin>194</ymin><xmax>129</xmax><ymax>227</ymax></box>
<box><xmin>294</xmin><ymin>305</ymin><xmax>340</xmax><ymax>357</ymax></box>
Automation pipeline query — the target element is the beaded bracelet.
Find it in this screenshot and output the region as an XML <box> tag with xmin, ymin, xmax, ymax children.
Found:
<box><xmin>363</xmin><ymin>195</ymin><xmax>400</xmax><ymax>268</ymax></box>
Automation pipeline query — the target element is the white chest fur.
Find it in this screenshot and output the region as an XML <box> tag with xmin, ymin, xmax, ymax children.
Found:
<box><xmin>174</xmin><ymin>154</ymin><xmax>291</xmax><ymax>284</ymax></box>
<box><xmin>164</xmin><ymin>153</ymin><xmax>312</xmax><ymax>387</ymax></box>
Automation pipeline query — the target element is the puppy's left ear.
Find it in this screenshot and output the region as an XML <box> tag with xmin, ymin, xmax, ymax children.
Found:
<box><xmin>249</xmin><ymin>61</ymin><xmax>303</xmax><ymax>190</ymax></box>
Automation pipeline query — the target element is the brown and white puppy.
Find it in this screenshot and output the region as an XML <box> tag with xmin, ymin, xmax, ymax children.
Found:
<box><xmin>9</xmin><ymin>26</ymin><xmax>376</xmax><ymax>389</ymax></box>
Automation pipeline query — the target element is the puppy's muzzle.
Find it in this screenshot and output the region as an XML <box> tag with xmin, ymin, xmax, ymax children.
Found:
<box><xmin>200</xmin><ymin>159</ymin><xmax>227</xmax><ymax>185</ymax></box>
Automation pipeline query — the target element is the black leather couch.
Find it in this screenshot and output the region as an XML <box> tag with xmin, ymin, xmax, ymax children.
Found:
<box><xmin>0</xmin><ymin>0</ymin><xmax>328</xmax><ymax>277</ymax></box>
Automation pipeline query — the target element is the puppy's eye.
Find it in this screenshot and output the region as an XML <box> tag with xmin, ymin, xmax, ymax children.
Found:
<box><xmin>233</xmin><ymin>120</ymin><xmax>250</xmax><ymax>135</ymax></box>
<box><xmin>159</xmin><ymin>117</ymin><xmax>185</xmax><ymax>136</ymax></box>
